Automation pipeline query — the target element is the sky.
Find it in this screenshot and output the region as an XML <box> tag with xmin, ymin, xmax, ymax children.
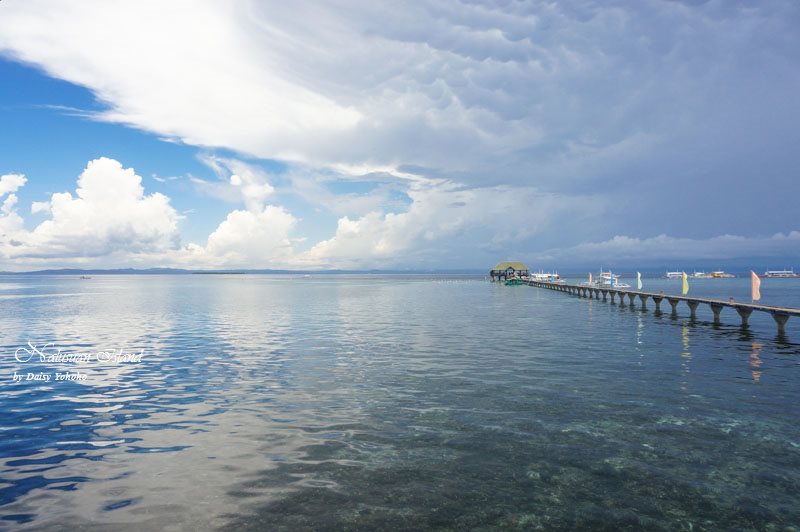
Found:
<box><xmin>0</xmin><ymin>0</ymin><xmax>798</xmax><ymax>271</ymax></box>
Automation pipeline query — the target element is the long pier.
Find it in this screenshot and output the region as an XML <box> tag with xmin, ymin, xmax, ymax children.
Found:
<box><xmin>526</xmin><ymin>280</ymin><xmax>798</xmax><ymax>335</ymax></box>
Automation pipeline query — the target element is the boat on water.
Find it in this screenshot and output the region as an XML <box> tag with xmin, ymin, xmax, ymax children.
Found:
<box><xmin>581</xmin><ymin>270</ymin><xmax>631</xmax><ymax>289</ymax></box>
<box><xmin>530</xmin><ymin>271</ymin><xmax>565</xmax><ymax>284</ymax></box>
<box><xmin>764</xmin><ymin>269</ymin><xmax>799</xmax><ymax>278</ymax></box>
<box><xmin>665</xmin><ymin>271</ymin><xmax>684</xmax><ymax>280</ymax></box>
<box><xmin>693</xmin><ymin>270</ymin><xmax>734</xmax><ymax>279</ymax></box>
<box><xmin>504</xmin><ymin>278</ymin><xmax>525</xmax><ymax>286</ymax></box>
<box><xmin>710</xmin><ymin>270</ymin><xmax>735</xmax><ymax>278</ymax></box>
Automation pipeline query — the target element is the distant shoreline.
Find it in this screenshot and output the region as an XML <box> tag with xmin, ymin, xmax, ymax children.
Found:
<box><xmin>0</xmin><ymin>268</ymin><xmax>486</xmax><ymax>276</ymax></box>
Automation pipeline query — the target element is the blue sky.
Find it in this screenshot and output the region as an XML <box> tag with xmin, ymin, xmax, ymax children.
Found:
<box><xmin>0</xmin><ymin>0</ymin><xmax>798</xmax><ymax>271</ymax></box>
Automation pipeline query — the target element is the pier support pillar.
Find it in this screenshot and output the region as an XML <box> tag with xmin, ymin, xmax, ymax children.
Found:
<box><xmin>667</xmin><ymin>298</ymin><xmax>680</xmax><ymax>316</ymax></box>
<box><xmin>618</xmin><ymin>292</ymin><xmax>627</xmax><ymax>306</ymax></box>
<box><xmin>628</xmin><ymin>293</ymin><xmax>637</xmax><ymax>306</ymax></box>
<box><xmin>639</xmin><ymin>294</ymin><xmax>649</xmax><ymax>310</ymax></box>
<box><xmin>687</xmin><ymin>300</ymin><xmax>699</xmax><ymax>320</ymax></box>
<box><xmin>735</xmin><ymin>307</ymin><xmax>753</xmax><ymax>327</ymax></box>
<box><xmin>709</xmin><ymin>303</ymin><xmax>724</xmax><ymax>325</ymax></box>
<box><xmin>600</xmin><ymin>290</ymin><xmax>608</xmax><ymax>301</ymax></box>
<box><xmin>588</xmin><ymin>288</ymin><xmax>593</xmax><ymax>299</ymax></box>
<box><xmin>772</xmin><ymin>312</ymin><xmax>790</xmax><ymax>335</ymax></box>
<box><xmin>609</xmin><ymin>291</ymin><xmax>616</xmax><ymax>303</ymax></box>
<box><xmin>652</xmin><ymin>296</ymin><xmax>663</xmax><ymax>313</ymax></box>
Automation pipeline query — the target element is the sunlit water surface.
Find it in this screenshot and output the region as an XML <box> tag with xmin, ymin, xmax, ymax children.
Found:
<box><xmin>1</xmin><ymin>274</ymin><xmax>799</xmax><ymax>530</ymax></box>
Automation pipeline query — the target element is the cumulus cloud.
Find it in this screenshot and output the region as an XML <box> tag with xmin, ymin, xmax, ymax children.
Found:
<box><xmin>0</xmin><ymin>174</ymin><xmax>27</xmax><ymax>196</ymax></box>
<box><xmin>299</xmin><ymin>176</ymin><xmax>588</xmax><ymax>269</ymax></box>
<box><xmin>0</xmin><ymin>158</ymin><xmax>182</xmax><ymax>260</ymax></box>
<box><xmin>200</xmin><ymin>206</ymin><xmax>297</xmax><ymax>266</ymax></box>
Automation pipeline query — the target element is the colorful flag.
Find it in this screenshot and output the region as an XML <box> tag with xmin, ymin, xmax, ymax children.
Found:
<box><xmin>588</xmin><ymin>272</ymin><xmax>592</xmax><ymax>283</ymax></box>
<box><xmin>636</xmin><ymin>272</ymin><xmax>643</xmax><ymax>290</ymax></box>
<box><xmin>682</xmin><ymin>272</ymin><xmax>689</xmax><ymax>295</ymax></box>
<box><xmin>751</xmin><ymin>271</ymin><xmax>761</xmax><ymax>301</ymax></box>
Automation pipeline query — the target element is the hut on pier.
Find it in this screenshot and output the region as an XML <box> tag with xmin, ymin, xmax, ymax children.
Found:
<box><xmin>489</xmin><ymin>261</ymin><xmax>529</xmax><ymax>281</ymax></box>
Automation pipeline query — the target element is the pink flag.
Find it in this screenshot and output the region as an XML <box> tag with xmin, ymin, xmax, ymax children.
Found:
<box><xmin>751</xmin><ymin>271</ymin><xmax>761</xmax><ymax>301</ymax></box>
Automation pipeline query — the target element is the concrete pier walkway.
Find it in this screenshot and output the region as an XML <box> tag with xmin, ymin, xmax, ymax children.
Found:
<box><xmin>526</xmin><ymin>280</ymin><xmax>798</xmax><ymax>335</ymax></box>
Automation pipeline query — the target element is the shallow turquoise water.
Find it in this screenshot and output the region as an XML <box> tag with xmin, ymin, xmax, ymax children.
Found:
<box><xmin>0</xmin><ymin>275</ymin><xmax>799</xmax><ymax>530</ymax></box>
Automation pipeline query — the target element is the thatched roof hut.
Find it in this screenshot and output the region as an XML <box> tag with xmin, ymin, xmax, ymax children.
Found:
<box><xmin>489</xmin><ymin>261</ymin><xmax>529</xmax><ymax>280</ymax></box>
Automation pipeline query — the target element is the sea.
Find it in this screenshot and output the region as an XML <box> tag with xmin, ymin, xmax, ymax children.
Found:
<box><xmin>0</xmin><ymin>274</ymin><xmax>799</xmax><ymax>530</ymax></box>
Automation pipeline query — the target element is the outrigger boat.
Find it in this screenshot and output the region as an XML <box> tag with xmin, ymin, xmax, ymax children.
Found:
<box><xmin>581</xmin><ymin>270</ymin><xmax>631</xmax><ymax>289</ymax></box>
<box><xmin>530</xmin><ymin>271</ymin><xmax>565</xmax><ymax>284</ymax></box>
<box><xmin>763</xmin><ymin>269</ymin><xmax>799</xmax><ymax>278</ymax></box>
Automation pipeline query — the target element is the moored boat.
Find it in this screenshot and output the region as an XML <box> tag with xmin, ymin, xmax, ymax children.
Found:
<box><xmin>710</xmin><ymin>270</ymin><xmax>735</xmax><ymax>278</ymax></box>
<box><xmin>764</xmin><ymin>269</ymin><xmax>799</xmax><ymax>278</ymax></box>
<box><xmin>582</xmin><ymin>270</ymin><xmax>631</xmax><ymax>289</ymax></box>
<box><xmin>530</xmin><ymin>271</ymin><xmax>565</xmax><ymax>284</ymax></box>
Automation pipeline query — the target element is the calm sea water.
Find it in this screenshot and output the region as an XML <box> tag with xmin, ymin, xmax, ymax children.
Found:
<box><xmin>1</xmin><ymin>274</ymin><xmax>799</xmax><ymax>530</ymax></box>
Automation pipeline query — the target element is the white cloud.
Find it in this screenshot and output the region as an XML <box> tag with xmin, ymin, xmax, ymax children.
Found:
<box><xmin>193</xmin><ymin>156</ymin><xmax>275</xmax><ymax>212</ymax></box>
<box><xmin>0</xmin><ymin>1</ymin><xmax>360</xmax><ymax>165</ymax></box>
<box><xmin>202</xmin><ymin>206</ymin><xmax>296</xmax><ymax>266</ymax></box>
<box><xmin>299</xmin><ymin>177</ymin><xmax>584</xmax><ymax>269</ymax></box>
<box><xmin>0</xmin><ymin>174</ymin><xmax>27</xmax><ymax>196</ymax></box>
<box><xmin>2</xmin><ymin>194</ymin><xmax>18</xmax><ymax>215</ymax></box>
<box><xmin>0</xmin><ymin>158</ymin><xmax>182</xmax><ymax>260</ymax></box>
<box><xmin>30</xmin><ymin>201</ymin><xmax>51</xmax><ymax>214</ymax></box>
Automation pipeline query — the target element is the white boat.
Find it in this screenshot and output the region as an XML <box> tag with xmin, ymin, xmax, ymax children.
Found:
<box><xmin>764</xmin><ymin>269</ymin><xmax>799</xmax><ymax>278</ymax></box>
<box><xmin>582</xmin><ymin>270</ymin><xmax>630</xmax><ymax>289</ymax></box>
<box><xmin>530</xmin><ymin>271</ymin><xmax>565</xmax><ymax>284</ymax></box>
<box><xmin>598</xmin><ymin>270</ymin><xmax>631</xmax><ymax>288</ymax></box>
<box><xmin>693</xmin><ymin>270</ymin><xmax>734</xmax><ymax>279</ymax></box>
<box><xmin>709</xmin><ymin>270</ymin><xmax>735</xmax><ymax>278</ymax></box>
<box><xmin>665</xmin><ymin>271</ymin><xmax>684</xmax><ymax>279</ymax></box>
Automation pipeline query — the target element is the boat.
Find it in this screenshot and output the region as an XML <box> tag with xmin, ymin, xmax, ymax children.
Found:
<box><xmin>764</xmin><ymin>269</ymin><xmax>799</xmax><ymax>278</ymax></box>
<box><xmin>710</xmin><ymin>270</ymin><xmax>735</xmax><ymax>278</ymax></box>
<box><xmin>581</xmin><ymin>270</ymin><xmax>631</xmax><ymax>289</ymax></box>
<box><xmin>665</xmin><ymin>271</ymin><xmax>684</xmax><ymax>280</ymax></box>
<box><xmin>692</xmin><ymin>270</ymin><xmax>735</xmax><ymax>279</ymax></box>
<box><xmin>504</xmin><ymin>278</ymin><xmax>525</xmax><ymax>286</ymax></box>
<box><xmin>530</xmin><ymin>271</ymin><xmax>565</xmax><ymax>284</ymax></box>
<box><xmin>597</xmin><ymin>270</ymin><xmax>631</xmax><ymax>288</ymax></box>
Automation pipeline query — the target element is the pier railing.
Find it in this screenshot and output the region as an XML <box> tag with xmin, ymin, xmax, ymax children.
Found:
<box><xmin>526</xmin><ymin>280</ymin><xmax>797</xmax><ymax>335</ymax></box>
